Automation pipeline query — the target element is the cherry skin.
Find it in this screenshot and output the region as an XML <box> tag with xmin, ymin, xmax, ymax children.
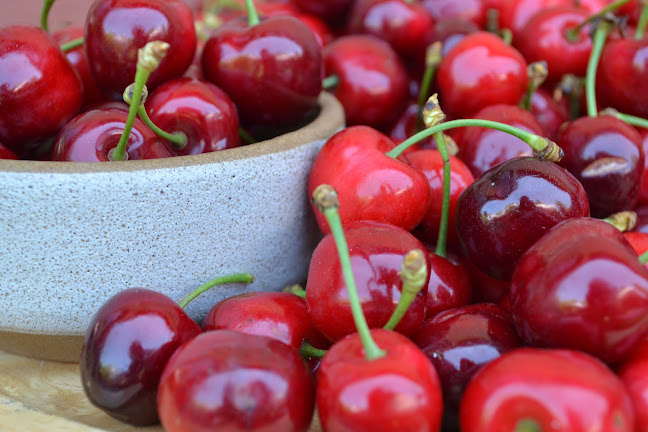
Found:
<box><xmin>80</xmin><ymin>288</ymin><xmax>202</xmax><ymax>426</ymax></box>
<box><xmin>308</xmin><ymin>125</ymin><xmax>430</xmax><ymax>234</ymax></box>
<box><xmin>557</xmin><ymin>114</ymin><xmax>644</xmax><ymax>218</ymax></box>
<box><xmin>144</xmin><ymin>77</ymin><xmax>240</xmax><ymax>155</ymax></box>
<box><xmin>511</xmin><ymin>217</ymin><xmax>648</xmax><ymax>364</ymax></box>
<box><xmin>51</xmin><ymin>108</ymin><xmax>172</xmax><ymax>162</ymax></box>
<box><xmin>323</xmin><ymin>34</ymin><xmax>409</xmax><ymax>129</ymax></box>
<box><xmin>290</xmin><ymin>0</ymin><xmax>355</xmax><ymax>26</ymax></box>
<box><xmin>201</xmin><ymin>291</ymin><xmax>328</xmax><ymax>351</ymax></box>
<box><xmin>202</xmin><ymin>14</ymin><xmax>322</xmax><ymax>129</ymax></box>
<box><xmin>456</xmin><ymin>156</ymin><xmax>591</xmax><ymax>281</ymax></box>
<box><xmin>460</xmin><ymin>348</ymin><xmax>635</xmax><ymax>431</ymax></box>
<box><xmin>0</xmin><ymin>142</ymin><xmax>18</xmax><ymax>160</ymax></box>
<box><xmin>158</xmin><ymin>330</ymin><xmax>315</xmax><ymax>432</ymax></box>
<box><xmin>617</xmin><ymin>338</ymin><xmax>648</xmax><ymax>431</ymax></box>
<box><xmin>498</xmin><ymin>0</ymin><xmax>570</xmax><ymax>37</ymax></box>
<box><xmin>465</xmin><ymin>258</ymin><xmax>511</xmax><ymax>303</ymax></box>
<box><xmin>316</xmin><ymin>328</ymin><xmax>443</xmax><ymax>431</ymax></box>
<box><xmin>437</xmin><ymin>31</ymin><xmax>529</xmax><ymax>120</ymax></box>
<box><xmin>306</xmin><ymin>220</ymin><xmax>430</xmax><ymax>342</ymax></box>
<box><xmin>530</xmin><ymin>87</ymin><xmax>569</xmax><ymax>141</ymax></box>
<box><xmin>0</xmin><ymin>25</ymin><xmax>83</xmax><ymax>158</ymax></box>
<box><xmin>421</xmin><ymin>0</ymin><xmax>485</xmax><ymax>28</ymax></box>
<box><xmin>84</xmin><ymin>0</ymin><xmax>197</xmax><ymax>100</ymax></box>
<box><xmin>636</xmin><ymin>128</ymin><xmax>648</xmax><ymax>205</ymax></box>
<box><xmin>423</xmin><ymin>253</ymin><xmax>472</xmax><ymax>318</ymax></box>
<box><xmin>413</xmin><ymin>303</ymin><xmax>522</xmax><ymax>409</ymax></box>
<box><xmin>623</xmin><ymin>231</ymin><xmax>648</xmax><ymax>265</ymax></box>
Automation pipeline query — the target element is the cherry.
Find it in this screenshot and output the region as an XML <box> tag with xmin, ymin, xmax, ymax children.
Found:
<box><xmin>498</xmin><ymin>0</ymin><xmax>574</xmax><ymax>37</ymax></box>
<box><xmin>617</xmin><ymin>338</ymin><xmax>648</xmax><ymax>430</ymax></box>
<box><xmin>144</xmin><ymin>77</ymin><xmax>241</xmax><ymax>155</ymax></box>
<box><xmin>0</xmin><ymin>24</ymin><xmax>83</xmax><ymax>158</ymax></box>
<box><xmin>158</xmin><ymin>330</ymin><xmax>316</xmax><ymax>432</ymax></box>
<box><xmin>456</xmin><ymin>156</ymin><xmax>590</xmax><ymax>281</ymax></box>
<box><xmin>511</xmin><ymin>216</ymin><xmax>648</xmax><ymax>363</ymax></box>
<box><xmin>422</xmin><ymin>253</ymin><xmax>472</xmax><ymax>318</ymax></box>
<box><xmin>437</xmin><ymin>31</ymin><xmax>529</xmax><ymax>120</ymax></box>
<box><xmin>529</xmin><ymin>87</ymin><xmax>570</xmax><ymax>140</ymax></box>
<box><xmin>290</xmin><ymin>0</ymin><xmax>355</xmax><ymax>26</ymax></box>
<box><xmin>202</xmin><ymin>3</ymin><xmax>322</xmax><ymax>130</ymax></box>
<box><xmin>323</xmin><ymin>34</ymin><xmax>409</xmax><ymax>129</ymax></box>
<box><xmin>460</xmin><ymin>348</ymin><xmax>635</xmax><ymax>431</ymax></box>
<box><xmin>84</xmin><ymin>0</ymin><xmax>197</xmax><ymax>100</ymax></box>
<box><xmin>0</xmin><ymin>142</ymin><xmax>18</xmax><ymax>160</ymax></box>
<box><xmin>421</xmin><ymin>0</ymin><xmax>486</xmax><ymax>28</ymax></box>
<box><xmin>413</xmin><ymin>303</ymin><xmax>522</xmax><ymax>410</ymax></box>
<box><xmin>624</xmin><ymin>230</ymin><xmax>648</xmax><ymax>266</ymax></box>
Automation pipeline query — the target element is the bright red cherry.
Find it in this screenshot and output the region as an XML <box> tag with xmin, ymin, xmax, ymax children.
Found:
<box><xmin>84</xmin><ymin>0</ymin><xmax>197</xmax><ymax>100</ymax></box>
<box><xmin>0</xmin><ymin>25</ymin><xmax>83</xmax><ymax>158</ymax></box>
<box><xmin>437</xmin><ymin>31</ymin><xmax>529</xmax><ymax>120</ymax></box>
<box><xmin>499</xmin><ymin>0</ymin><xmax>570</xmax><ymax>37</ymax></box>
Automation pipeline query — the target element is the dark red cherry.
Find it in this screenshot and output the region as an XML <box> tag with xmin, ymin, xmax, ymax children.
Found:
<box><xmin>0</xmin><ymin>25</ymin><xmax>83</xmax><ymax>158</ymax></box>
<box><xmin>437</xmin><ymin>31</ymin><xmax>528</xmax><ymax>119</ymax></box>
<box><xmin>456</xmin><ymin>156</ymin><xmax>590</xmax><ymax>281</ymax></box>
<box><xmin>290</xmin><ymin>0</ymin><xmax>355</xmax><ymax>26</ymax></box>
<box><xmin>84</xmin><ymin>0</ymin><xmax>197</xmax><ymax>100</ymax></box>
<box><xmin>423</xmin><ymin>252</ymin><xmax>472</xmax><ymax>319</ymax></box>
<box><xmin>637</xmin><ymin>128</ymin><xmax>648</xmax><ymax>206</ymax></box>
<box><xmin>557</xmin><ymin>114</ymin><xmax>644</xmax><ymax>218</ymax></box>
<box><xmin>80</xmin><ymin>288</ymin><xmax>202</xmax><ymax>425</ymax></box>
<box><xmin>145</xmin><ymin>77</ymin><xmax>240</xmax><ymax>155</ymax></box>
<box><xmin>511</xmin><ymin>217</ymin><xmax>648</xmax><ymax>363</ymax></box>
<box><xmin>0</xmin><ymin>142</ymin><xmax>18</xmax><ymax>160</ymax></box>
<box><xmin>413</xmin><ymin>303</ymin><xmax>522</xmax><ymax>409</ymax></box>
<box><xmin>51</xmin><ymin>108</ymin><xmax>172</xmax><ymax>161</ymax></box>
<box><xmin>530</xmin><ymin>87</ymin><xmax>569</xmax><ymax>140</ymax></box>
<box><xmin>465</xmin><ymin>258</ymin><xmax>511</xmax><ymax>303</ymax></box>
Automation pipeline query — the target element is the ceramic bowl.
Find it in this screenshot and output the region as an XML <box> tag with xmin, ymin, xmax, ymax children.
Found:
<box><xmin>0</xmin><ymin>92</ymin><xmax>344</xmax><ymax>362</ymax></box>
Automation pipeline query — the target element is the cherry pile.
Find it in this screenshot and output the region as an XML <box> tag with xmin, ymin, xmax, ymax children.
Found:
<box><xmin>4</xmin><ymin>0</ymin><xmax>648</xmax><ymax>431</ymax></box>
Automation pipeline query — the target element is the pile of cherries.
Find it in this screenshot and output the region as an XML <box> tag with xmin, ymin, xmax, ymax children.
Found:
<box><xmin>5</xmin><ymin>0</ymin><xmax>648</xmax><ymax>430</ymax></box>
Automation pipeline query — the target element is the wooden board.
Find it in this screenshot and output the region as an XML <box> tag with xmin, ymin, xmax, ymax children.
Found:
<box><xmin>0</xmin><ymin>350</ymin><xmax>321</xmax><ymax>431</ymax></box>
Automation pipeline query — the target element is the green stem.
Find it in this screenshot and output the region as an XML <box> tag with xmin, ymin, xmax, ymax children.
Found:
<box><xmin>322</xmin><ymin>75</ymin><xmax>339</xmax><ymax>90</ymax></box>
<box><xmin>434</xmin><ymin>131</ymin><xmax>451</xmax><ymax>258</ymax></box>
<box><xmin>245</xmin><ymin>0</ymin><xmax>260</xmax><ymax>26</ymax></box>
<box><xmin>585</xmin><ymin>21</ymin><xmax>613</xmax><ymax>117</ymax></box>
<box><xmin>602</xmin><ymin>210</ymin><xmax>637</xmax><ymax>232</ymax></box>
<box><xmin>636</xmin><ymin>1</ymin><xmax>648</xmax><ymax>39</ymax></box>
<box><xmin>639</xmin><ymin>249</ymin><xmax>648</xmax><ymax>265</ymax></box>
<box><xmin>109</xmin><ymin>41</ymin><xmax>169</xmax><ymax>162</ymax></box>
<box><xmin>565</xmin><ymin>0</ymin><xmax>629</xmax><ymax>41</ymax></box>
<box><xmin>312</xmin><ymin>185</ymin><xmax>386</xmax><ymax>361</ymax></box>
<box><xmin>500</xmin><ymin>28</ymin><xmax>513</xmax><ymax>45</ymax></box>
<box><xmin>416</xmin><ymin>42</ymin><xmax>442</xmax><ymax>133</ymax></box>
<box><xmin>282</xmin><ymin>284</ymin><xmax>306</xmax><ymax>298</ymax></box>
<box><xmin>40</xmin><ymin>0</ymin><xmax>55</xmax><ymax>32</ymax></box>
<box><xmin>177</xmin><ymin>273</ymin><xmax>254</xmax><ymax>309</ymax></box>
<box><xmin>60</xmin><ymin>37</ymin><xmax>84</xmax><ymax>52</ymax></box>
<box><xmin>520</xmin><ymin>61</ymin><xmax>548</xmax><ymax>111</ymax></box>
<box><xmin>300</xmin><ymin>341</ymin><xmax>327</xmax><ymax>359</ymax></box>
<box><xmin>600</xmin><ymin>108</ymin><xmax>648</xmax><ymax>129</ymax></box>
<box><xmin>514</xmin><ymin>419</ymin><xmax>541</xmax><ymax>432</ymax></box>
<box><xmin>136</xmin><ymin>103</ymin><xmax>187</xmax><ymax>148</ymax></box>
<box><xmin>383</xmin><ymin>250</ymin><xmax>427</xmax><ymax>330</ymax></box>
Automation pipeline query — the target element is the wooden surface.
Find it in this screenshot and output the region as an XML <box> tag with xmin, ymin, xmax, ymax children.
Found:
<box><xmin>0</xmin><ymin>350</ymin><xmax>322</xmax><ymax>431</ymax></box>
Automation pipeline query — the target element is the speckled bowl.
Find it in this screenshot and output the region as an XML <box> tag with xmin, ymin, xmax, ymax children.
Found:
<box><xmin>0</xmin><ymin>92</ymin><xmax>344</xmax><ymax>363</ymax></box>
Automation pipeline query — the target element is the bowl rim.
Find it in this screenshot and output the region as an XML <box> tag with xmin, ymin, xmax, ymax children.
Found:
<box><xmin>0</xmin><ymin>91</ymin><xmax>343</xmax><ymax>174</ymax></box>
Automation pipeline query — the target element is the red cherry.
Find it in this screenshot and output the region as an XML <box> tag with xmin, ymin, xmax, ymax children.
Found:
<box><xmin>421</xmin><ymin>0</ymin><xmax>486</xmax><ymax>28</ymax></box>
<box><xmin>305</xmin><ymin>220</ymin><xmax>430</xmax><ymax>342</ymax></box>
<box><xmin>530</xmin><ymin>87</ymin><xmax>569</xmax><ymax>140</ymax></box>
<box><xmin>307</xmin><ymin>125</ymin><xmax>431</xmax><ymax>234</ymax></box>
<box><xmin>290</xmin><ymin>0</ymin><xmax>355</xmax><ymax>26</ymax></box>
<box><xmin>144</xmin><ymin>77</ymin><xmax>240</xmax><ymax>155</ymax></box>
<box><xmin>511</xmin><ymin>217</ymin><xmax>648</xmax><ymax>363</ymax></box>
<box><xmin>413</xmin><ymin>303</ymin><xmax>522</xmax><ymax>409</ymax></box>
<box><xmin>617</xmin><ymin>338</ymin><xmax>648</xmax><ymax>430</ymax></box>
<box><xmin>636</xmin><ymin>128</ymin><xmax>648</xmax><ymax>205</ymax></box>
<box><xmin>80</xmin><ymin>288</ymin><xmax>202</xmax><ymax>425</ymax></box>
<box><xmin>624</xmin><ymin>231</ymin><xmax>648</xmax><ymax>266</ymax></box>
<box><xmin>422</xmin><ymin>253</ymin><xmax>472</xmax><ymax>318</ymax></box>
<box><xmin>158</xmin><ymin>330</ymin><xmax>315</xmax><ymax>432</ymax></box>
<box><xmin>316</xmin><ymin>328</ymin><xmax>443</xmax><ymax>431</ymax></box>
<box><xmin>456</xmin><ymin>157</ymin><xmax>590</xmax><ymax>281</ymax></box>
<box><xmin>437</xmin><ymin>31</ymin><xmax>529</xmax><ymax>119</ymax></box>
<box><xmin>0</xmin><ymin>25</ymin><xmax>83</xmax><ymax>158</ymax></box>
<box><xmin>498</xmin><ymin>0</ymin><xmax>570</xmax><ymax>37</ymax></box>
<box><xmin>0</xmin><ymin>142</ymin><xmax>18</xmax><ymax>160</ymax></box>
<box><xmin>84</xmin><ymin>0</ymin><xmax>197</xmax><ymax>100</ymax></box>
<box><xmin>460</xmin><ymin>348</ymin><xmax>635</xmax><ymax>431</ymax></box>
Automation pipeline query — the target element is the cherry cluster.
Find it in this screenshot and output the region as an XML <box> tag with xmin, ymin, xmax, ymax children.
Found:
<box><xmin>5</xmin><ymin>0</ymin><xmax>648</xmax><ymax>431</ymax></box>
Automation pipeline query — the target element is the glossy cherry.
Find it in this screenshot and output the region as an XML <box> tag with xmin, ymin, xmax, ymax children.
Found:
<box><xmin>323</xmin><ymin>34</ymin><xmax>409</xmax><ymax>129</ymax></box>
<box><xmin>80</xmin><ymin>288</ymin><xmax>202</xmax><ymax>425</ymax></box>
<box><xmin>84</xmin><ymin>0</ymin><xmax>197</xmax><ymax>100</ymax></box>
<box><xmin>456</xmin><ymin>156</ymin><xmax>590</xmax><ymax>281</ymax></box>
<box><xmin>158</xmin><ymin>330</ymin><xmax>315</xmax><ymax>432</ymax></box>
<box><xmin>557</xmin><ymin>114</ymin><xmax>644</xmax><ymax>218</ymax></box>
<box><xmin>617</xmin><ymin>338</ymin><xmax>648</xmax><ymax>431</ymax></box>
<box><xmin>460</xmin><ymin>348</ymin><xmax>635</xmax><ymax>431</ymax></box>
<box><xmin>316</xmin><ymin>328</ymin><xmax>444</xmax><ymax>431</ymax></box>
<box><xmin>499</xmin><ymin>0</ymin><xmax>571</xmax><ymax>37</ymax></box>
<box><xmin>307</xmin><ymin>125</ymin><xmax>431</xmax><ymax>234</ymax></box>
<box><xmin>305</xmin><ymin>220</ymin><xmax>430</xmax><ymax>342</ymax></box>
<box><xmin>422</xmin><ymin>253</ymin><xmax>472</xmax><ymax>318</ymax></box>
<box><xmin>413</xmin><ymin>303</ymin><xmax>522</xmax><ymax>409</ymax></box>
<box><xmin>511</xmin><ymin>217</ymin><xmax>648</xmax><ymax>363</ymax></box>
<box><xmin>0</xmin><ymin>25</ymin><xmax>83</xmax><ymax>158</ymax></box>
<box><xmin>144</xmin><ymin>77</ymin><xmax>240</xmax><ymax>155</ymax></box>
<box><xmin>437</xmin><ymin>31</ymin><xmax>529</xmax><ymax>120</ymax></box>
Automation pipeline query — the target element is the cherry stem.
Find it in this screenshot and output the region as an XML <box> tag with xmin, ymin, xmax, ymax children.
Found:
<box><xmin>383</xmin><ymin>249</ymin><xmax>428</xmax><ymax>330</ymax></box>
<box><xmin>554</xmin><ymin>74</ymin><xmax>584</xmax><ymax>120</ymax></box>
<box><xmin>515</xmin><ymin>419</ymin><xmax>542</xmax><ymax>432</ymax></box>
<box><xmin>109</xmin><ymin>41</ymin><xmax>169</xmax><ymax>162</ymax></box>
<box><xmin>565</xmin><ymin>0</ymin><xmax>629</xmax><ymax>41</ymax></box>
<box><xmin>585</xmin><ymin>20</ymin><xmax>613</xmax><ymax>118</ymax></box>
<box><xmin>60</xmin><ymin>37</ymin><xmax>84</xmax><ymax>52</ymax></box>
<box><xmin>500</xmin><ymin>28</ymin><xmax>513</xmax><ymax>45</ymax></box>
<box><xmin>386</xmin><ymin>118</ymin><xmax>563</xmax><ymax>163</ymax></box>
<box><xmin>322</xmin><ymin>75</ymin><xmax>339</xmax><ymax>90</ymax></box>
<box><xmin>300</xmin><ymin>341</ymin><xmax>327</xmax><ymax>359</ymax></box>
<box><xmin>416</xmin><ymin>42</ymin><xmax>442</xmax><ymax>133</ymax></box>
<box><xmin>636</xmin><ymin>1</ymin><xmax>648</xmax><ymax>39</ymax></box>
<box><xmin>486</xmin><ymin>8</ymin><xmax>501</xmax><ymax>34</ymax></box>
<box><xmin>245</xmin><ymin>0</ymin><xmax>260</xmax><ymax>27</ymax></box>
<box><xmin>282</xmin><ymin>284</ymin><xmax>306</xmax><ymax>298</ymax></box>
<box><xmin>599</xmin><ymin>108</ymin><xmax>648</xmax><ymax>129</ymax></box>
<box><xmin>602</xmin><ymin>210</ymin><xmax>637</xmax><ymax>232</ymax></box>
<box><xmin>177</xmin><ymin>272</ymin><xmax>254</xmax><ymax>309</ymax></box>
<box><xmin>520</xmin><ymin>61</ymin><xmax>548</xmax><ymax>111</ymax></box>
<box><xmin>40</xmin><ymin>0</ymin><xmax>55</xmax><ymax>32</ymax></box>
<box><xmin>312</xmin><ymin>184</ymin><xmax>386</xmax><ymax>361</ymax></box>
<box><xmin>639</xmin><ymin>249</ymin><xmax>648</xmax><ymax>265</ymax></box>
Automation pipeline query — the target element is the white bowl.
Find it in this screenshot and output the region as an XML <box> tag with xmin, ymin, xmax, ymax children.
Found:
<box><xmin>0</xmin><ymin>92</ymin><xmax>344</xmax><ymax>362</ymax></box>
